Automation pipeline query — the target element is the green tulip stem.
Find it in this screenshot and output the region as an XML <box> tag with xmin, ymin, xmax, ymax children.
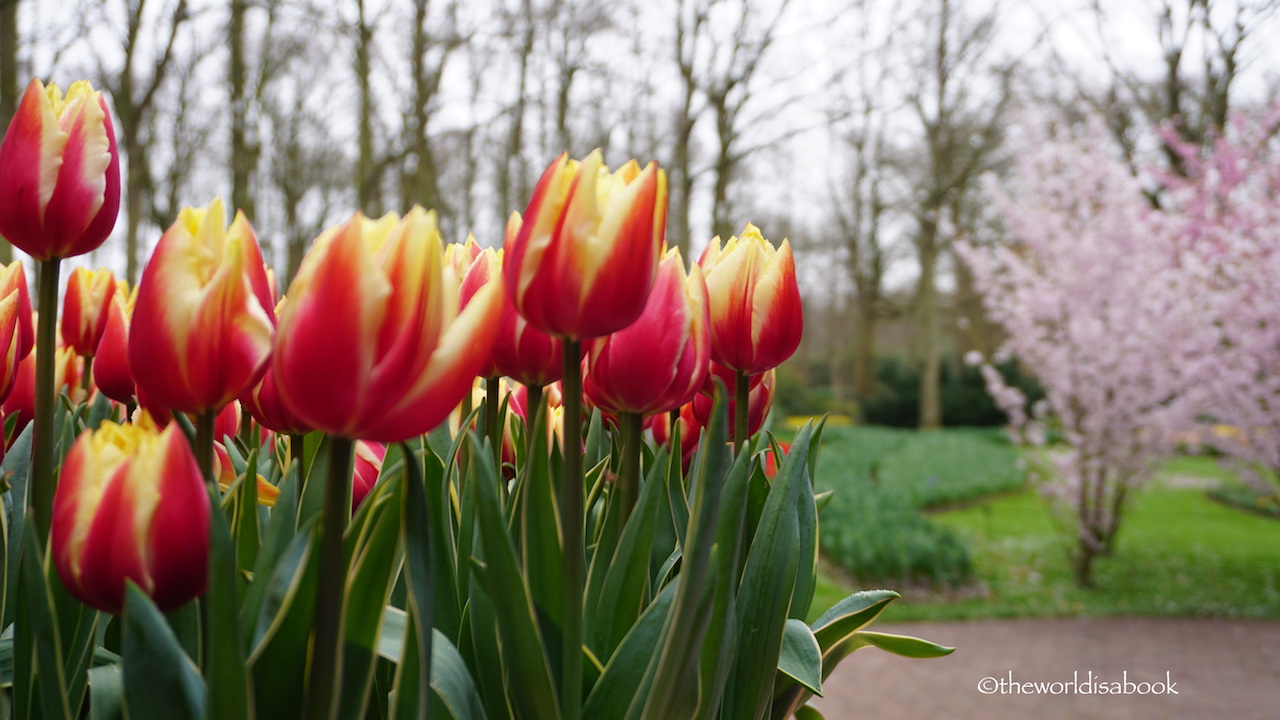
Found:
<box><xmin>290</xmin><ymin>432</ymin><xmax>305</xmax><ymax>500</ymax></box>
<box><xmin>561</xmin><ymin>338</ymin><xmax>584</xmax><ymax>720</ymax></box>
<box><xmin>304</xmin><ymin>434</ymin><xmax>355</xmax><ymax>720</ymax></box>
<box><xmin>195</xmin><ymin>409</ymin><xmax>216</xmax><ymax>486</ymax></box>
<box><xmin>30</xmin><ymin>257</ymin><xmax>62</xmax><ymax>542</ymax></box>
<box><xmin>524</xmin><ymin>382</ymin><xmax>545</xmax><ymax>468</ymax></box>
<box><xmin>619</xmin><ymin>411</ymin><xmax>642</xmax><ymax>527</ymax></box>
<box><xmin>80</xmin><ymin>354</ymin><xmax>94</xmax><ymax>397</ymax></box>
<box><xmin>194</xmin><ymin>408</ymin><xmax>216</xmax><ymax>673</ymax></box>
<box><xmin>239</xmin><ymin>403</ymin><xmax>255</xmax><ymax>447</ymax></box>
<box><xmin>734</xmin><ymin>370</ymin><xmax>749</xmax><ymax>454</ymax></box>
<box><xmin>485</xmin><ymin>375</ymin><xmax>502</xmax><ymax>491</ymax></box>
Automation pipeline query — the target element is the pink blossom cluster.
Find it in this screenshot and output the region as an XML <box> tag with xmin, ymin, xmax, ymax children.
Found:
<box><xmin>957</xmin><ymin>113</ymin><xmax>1235</xmax><ymax>555</ymax></box>
<box><xmin>1158</xmin><ymin>109</ymin><xmax>1280</xmax><ymax>491</ymax></box>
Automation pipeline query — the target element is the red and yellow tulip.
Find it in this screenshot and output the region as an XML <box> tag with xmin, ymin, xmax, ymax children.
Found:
<box><xmin>61</xmin><ymin>266</ymin><xmax>116</xmax><ymax>358</ymax></box>
<box><xmin>0</xmin><ymin>79</ymin><xmax>120</xmax><ymax>260</ymax></box>
<box><xmin>584</xmin><ymin>247</ymin><xmax>709</xmax><ymax>416</ymax></box>
<box><xmin>92</xmin><ymin>283</ymin><xmax>136</xmax><ymax>405</ymax></box>
<box><xmin>698</xmin><ymin>223</ymin><xmax>802</xmax><ymax>374</ymax></box>
<box><xmin>129</xmin><ymin>198</ymin><xmax>275</xmax><ymax>414</ymax></box>
<box><xmin>242</xmin><ymin>300</ymin><xmax>310</xmax><ymax>435</ymax></box>
<box><xmin>503</xmin><ymin>150</ymin><xmax>667</xmax><ymax>340</ymax></box>
<box><xmin>0</xmin><ymin>261</ymin><xmax>34</xmax><ymax>403</ymax></box>
<box><xmin>274</xmin><ymin>207</ymin><xmax>503</xmax><ymax>442</ymax></box>
<box><xmin>352</xmin><ymin>440</ymin><xmax>387</xmax><ymax>512</ymax></box>
<box><xmin>461</xmin><ymin>221</ymin><xmax>564</xmax><ymax>387</ymax></box>
<box><xmin>51</xmin><ymin>420</ymin><xmax>209</xmax><ymax>614</ymax></box>
<box><xmin>2</xmin><ymin>340</ymin><xmax>81</xmax><ymax>432</ymax></box>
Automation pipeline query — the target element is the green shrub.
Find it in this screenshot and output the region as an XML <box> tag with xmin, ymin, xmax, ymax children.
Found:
<box><xmin>860</xmin><ymin>357</ymin><xmax>1043</xmax><ymax>427</ymax></box>
<box><xmin>812</xmin><ymin>426</ymin><xmax>1027</xmax><ymax>588</ymax></box>
<box><xmin>876</xmin><ymin>430</ymin><xmax>1025</xmax><ymax>508</ymax></box>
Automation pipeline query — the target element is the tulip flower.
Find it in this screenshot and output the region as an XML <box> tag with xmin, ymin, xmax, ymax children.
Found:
<box><xmin>130</xmin><ymin>197</ymin><xmax>275</xmax><ymax>415</ymax></box>
<box><xmin>214</xmin><ymin>400</ymin><xmax>241</xmax><ymax>443</ymax></box>
<box><xmin>469</xmin><ymin>215</ymin><xmax>564</xmax><ymax>387</ymax></box>
<box><xmin>0</xmin><ymin>261</ymin><xmax>35</xmax><ymax>403</ymax></box>
<box><xmin>698</xmin><ymin>223</ymin><xmax>803</xmax><ymax>375</ymax></box>
<box><xmin>212</xmin><ymin>441</ymin><xmax>281</xmax><ymax>507</ymax></box>
<box><xmin>51</xmin><ymin>420</ymin><xmax>209</xmax><ymax>614</ymax></box>
<box><xmin>93</xmin><ymin>284</ymin><xmax>137</xmax><ymax>406</ymax></box>
<box><xmin>648</xmin><ymin>403</ymin><xmax>700</xmax><ymax>474</ymax></box>
<box><xmin>503</xmin><ymin>150</ymin><xmax>667</xmax><ymax>341</ymax></box>
<box><xmin>503</xmin><ymin>150</ymin><xmax>665</xmax><ymax>697</ymax></box>
<box><xmin>352</xmin><ymin>441</ymin><xmax>386</xmax><ymax>512</ymax></box>
<box><xmin>277</xmin><ymin>207</ymin><xmax>503</xmax><ymax>718</ymax></box>
<box><xmin>584</xmin><ymin>247</ymin><xmax>709</xmax><ymax>417</ymax></box>
<box><xmin>0</xmin><ymin>79</ymin><xmax>120</xmax><ymax>260</ymax></box>
<box><xmin>274</xmin><ymin>207</ymin><xmax>503</xmax><ymax>442</ymax></box>
<box><xmin>2</xmin><ymin>340</ymin><xmax>81</xmax><ymax>433</ymax></box>
<box><xmin>444</xmin><ymin>234</ymin><xmax>483</xmax><ymax>284</ymax></box>
<box><xmin>241</xmin><ymin>297</ymin><xmax>310</xmax><ymax>436</ymax></box>
<box><xmin>61</xmin><ymin>266</ymin><xmax>116</xmax><ymax>359</ymax></box>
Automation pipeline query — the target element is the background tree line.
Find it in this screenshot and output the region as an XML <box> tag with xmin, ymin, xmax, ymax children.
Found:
<box><xmin>1</xmin><ymin>0</ymin><xmax>1276</xmax><ymax>428</ymax></box>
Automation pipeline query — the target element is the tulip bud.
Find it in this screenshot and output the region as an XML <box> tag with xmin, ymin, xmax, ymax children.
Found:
<box><xmin>352</xmin><ymin>441</ymin><xmax>387</xmax><ymax>512</ymax></box>
<box><xmin>648</xmin><ymin>403</ymin><xmax>701</xmax><ymax>474</ymax></box>
<box><xmin>584</xmin><ymin>247</ymin><xmax>710</xmax><ymax>416</ymax></box>
<box><xmin>52</xmin><ymin>420</ymin><xmax>209</xmax><ymax>613</ymax></box>
<box><xmin>460</xmin><ymin>227</ymin><xmax>564</xmax><ymax>387</ymax></box>
<box><xmin>504</xmin><ymin>151</ymin><xmax>667</xmax><ymax>340</ymax></box>
<box><xmin>699</xmin><ymin>223</ymin><xmax>803</xmax><ymax>374</ymax></box>
<box><xmin>62</xmin><ymin>266</ymin><xmax>116</xmax><ymax>358</ymax></box>
<box><xmin>0</xmin><ymin>79</ymin><xmax>121</xmax><ymax>260</ymax></box>
<box><xmin>93</xmin><ymin>283</ymin><xmax>137</xmax><ymax>405</ymax></box>
<box><xmin>0</xmin><ymin>261</ymin><xmax>35</xmax><ymax>403</ymax></box>
<box><xmin>213</xmin><ymin>440</ymin><xmax>280</xmax><ymax>507</ymax></box>
<box><xmin>241</xmin><ymin>297</ymin><xmax>309</xmax><ymax>435</ymax></box>
<box><xmin>2</xmin><ymin>338</ymin><xmax>80</xmax><ymax>433</ymax></box>
<box><xmin>274</xmin><ymin>208</ymin><xmax>503</xmax><ymax>442</ymax></box>
<box><xmin>130</xmin><ymin>198</ymin><xmax>275</xmax><ymax>414</ymax></box>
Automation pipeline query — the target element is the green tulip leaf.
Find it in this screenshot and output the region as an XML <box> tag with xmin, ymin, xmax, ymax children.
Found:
<box><xmin>87</xmin><ymin>664</ymin><xmax>124</xmax><ymax>720</ymax></box>
<box><xmin>121</xmin><ymin>583</ymin><xmax>204</xmax><ymax>720</ymax></box>
<box><xmin>777</xmin><ymin>619</ymin><xmax>823</xmax><ymax>697</ymax></box>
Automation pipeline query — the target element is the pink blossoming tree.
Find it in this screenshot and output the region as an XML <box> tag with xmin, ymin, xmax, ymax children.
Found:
<box><xmin>959</xmin><ymin>116</ymin><xmax>1206</xmax><ymax>587</ymax></box>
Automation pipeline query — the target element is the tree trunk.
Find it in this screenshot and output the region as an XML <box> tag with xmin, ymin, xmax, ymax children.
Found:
<box><xmin>1072</xmin><ymin>538</ymin><xmax>1097</xmax><ymax>588</ymax></box>
<box><xmin>852</xmin><ymin>295</ymin><xmax>877</xmax><ymax>405</ymax></box>
<box><xmin>124</xmin><ymin>131</ymin><xmax>145</xmax><ymax>284</ymax></box>
<box><xmin>229</xmin><ymin>0</ymin><xmax>253</xmax><ymax>219</ymax></box>
<box><xmin>355</xmin><ymin>0</ymin><xmax>379</xmax><ymax>215</ymax></box>
<box><xmin>0</xmin><ymin>0</ymin><xmax>18</xmax><ymax>264</ymax></box>
<box><xmin>917</xmin><ymin>217</ymin><xmax>942</xmax><ymax>429</ymax></box>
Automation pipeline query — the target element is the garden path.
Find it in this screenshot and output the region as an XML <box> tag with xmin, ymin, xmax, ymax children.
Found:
<box><xmin>814</xmin><ymin>617</ymin><xmax>1280</xmax><ymax>720</ymax></box>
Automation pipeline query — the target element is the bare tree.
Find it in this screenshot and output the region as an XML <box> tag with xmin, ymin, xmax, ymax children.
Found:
<box><xmin>402</xmin><ymin>0</ymin><xmax>466</xmax><ymax>220</ymax></box>
<box><xmin>354</xmin><ymin>0</ymin><xmax>380</xmax><ymax>215</ymax></box>
<box><xmin>827</xmin><ymin>0</ymin><xmax>908</xmax><ymax>408</ymax></box>
<box><xmin>905</xmin><ymin>0</ymin><xmax>1013</xmax><ymax>429</ymax></box>
<box><xmin>90</xmin><ymin>0</ymin><xmax>190</xmax><ymax>284</ymax></box>
<box><xmin>1067</xmin><ymin>0</ymin><xmax>1279</xmax><ymax>181</ymax></box>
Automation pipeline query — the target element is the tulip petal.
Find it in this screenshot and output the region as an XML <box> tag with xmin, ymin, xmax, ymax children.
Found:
<box><xmin>362</xmin><ymin>276</ymin><xmax>502</xmax><ymax>442</ymax></box>
<box><xmin>145</xmin><ymin>426</ymin><xmax>209</xmax><ymax>611</ymax></box>
<box><xmin>275</xmin><ymin>216</ymin><xmax>390</xmax><ymax>435</ymax></box>
<box><xmin>0</xmin><ymin>80</ymin><xmax>66</xmax><ymax>256</ymax></box>
<box><xmin>42</xmin><ymin>83</ymin><xmax>114</xmax><ymax>256</ymax></box>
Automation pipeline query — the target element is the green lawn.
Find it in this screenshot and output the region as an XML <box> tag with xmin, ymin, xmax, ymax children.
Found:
<box><xmin>815</xmin><ymin>483</ymin><xmax>1280</xmax><ymax>622</ymax></box>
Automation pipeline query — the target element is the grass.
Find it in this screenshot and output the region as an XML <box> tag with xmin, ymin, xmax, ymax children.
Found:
<box><xmin>810</xmin><ymin>426</ymin><xmax>1026</xmax><ymax>589</ymax></box>
<box><xmin>815</xmin><ymin>483</ymin><xmax>1280</xmax><ymax>622</ymax></box>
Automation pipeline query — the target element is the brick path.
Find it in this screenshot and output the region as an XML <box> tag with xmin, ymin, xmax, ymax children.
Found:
<box><xmin>812</xmin><ymin>618</ymin><xmax>1280</xmax><ymax>720</ymax></box>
